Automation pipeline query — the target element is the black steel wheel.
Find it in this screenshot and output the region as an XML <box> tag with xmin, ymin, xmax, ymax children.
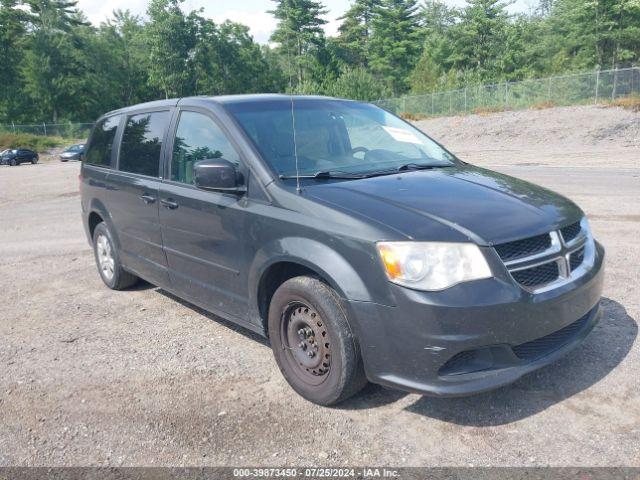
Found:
<box><xmin>268</xmin><ymin>276</ymin><xmax>367</xmax><ymax>405</ymax></box>
<box><xmin>281</xmin><ymin>302</ymin><xmax>332</xmax><ymax>385</ymax></box>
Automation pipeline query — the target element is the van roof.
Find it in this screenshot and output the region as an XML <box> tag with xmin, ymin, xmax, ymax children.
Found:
<box><xmin>100</xmin><ymin>94</ymin><xmax>348</xmax><ymax>118</ymax></box>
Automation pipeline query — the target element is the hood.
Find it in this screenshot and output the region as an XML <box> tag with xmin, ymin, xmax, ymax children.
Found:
<box><xmin>304</xmin><ymin>165</ymin><xmax>582</xmax><ymax>245</ymax></box>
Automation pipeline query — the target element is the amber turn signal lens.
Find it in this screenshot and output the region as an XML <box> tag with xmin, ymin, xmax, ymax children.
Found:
<box><xmin>378</xmin><ymin>244</ymin><xmax>402</xmax><ymax>279</ymax></box>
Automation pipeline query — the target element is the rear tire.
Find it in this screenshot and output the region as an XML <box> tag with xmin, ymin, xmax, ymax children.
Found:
<box><xmin>268</xmin><ymin>276</ymin><xmax>367</xmax><ymax>405</ymax></box>
<box><xmin>92</xmin><ymin>222</ymin><xmax>138</xmax><ymax>290</ymax></box>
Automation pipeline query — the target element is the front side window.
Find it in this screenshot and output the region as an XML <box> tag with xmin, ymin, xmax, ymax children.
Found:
<box><xmin>226</xmin><ymin>100</ymin><xmax>455</xmax><ymax>178</ymax></box>
<box><xmin>171</xmin><ymin>111</ymin><xmax>240</xmax><ymax>185</ymax></box>
<box><xmin>119</xmin><ymin>111</ymin><xmax>171</xmax><ymax>177</ymax></box>
<box><xmin>85</xmin><ymin>115</ymin><xmax>121</xmax><ymax>167</ymax></box>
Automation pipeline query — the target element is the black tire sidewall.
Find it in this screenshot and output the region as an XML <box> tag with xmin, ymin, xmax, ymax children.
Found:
<box><xmin>268</xmin><ymin>277</ymin><xmax>361</xmax><ymax>405</ymax></box>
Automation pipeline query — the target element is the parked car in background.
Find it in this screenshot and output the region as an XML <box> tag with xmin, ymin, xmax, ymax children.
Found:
<box><xmin>80</xmin><ymin>95</ymin><xmax>604</xmax><ymax>405</ymax></box>
<box><xmin>1</xmin><ymin>148</ymin><xmax>38</xmax><ymax>166</ymax></box>
<box><xmin>60</xmin><ymin>144</ymin><xmax>85</xmax><ymax>162</ymax></box>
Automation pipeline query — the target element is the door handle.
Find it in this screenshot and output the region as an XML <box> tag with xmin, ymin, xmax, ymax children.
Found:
<box><xmin>140</xmin><ymin>194</ymin><xmax>156</xmax><ymax>204</ymax></box>
<box><xmin>160</xmin><ymin>198</ymin><xmax>179</xmax><ymax>209</ymax></box>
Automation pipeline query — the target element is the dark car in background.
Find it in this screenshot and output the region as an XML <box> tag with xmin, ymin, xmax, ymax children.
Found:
<box><xmin>1</xmin><ymin>148</ymin><xmax>38</xmax><ymax>166</ymax></box>
<box><xmin>80</xmin><ymin>95</ymin><xmax>604</xmax><ymax>405</ymax></box>
<box><xmin>60</xmin><ymin>143</ymin><xmax>85</xmax><ymax>161</ymax></box>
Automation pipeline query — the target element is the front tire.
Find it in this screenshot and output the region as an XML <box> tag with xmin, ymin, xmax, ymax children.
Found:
<box><xmin>92</xmin><ymin>222</ymin><xmax>138</xmax><ymax>290</ymax></box>
<box><xmin>9</xmin><ymin>158</ymin><xmax>16</xmax><ymax>166</ymax></box>
<box><xmin>268</xmin><ymin>276</ymin><xmax>367</xmax><ymax>405</ymax></box>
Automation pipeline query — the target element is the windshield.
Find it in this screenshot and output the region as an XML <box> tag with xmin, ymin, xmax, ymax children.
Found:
<box><xmin>226</xmin><ymin>99</ymin><xmax>456</xmax><ymax>178</ymax></box>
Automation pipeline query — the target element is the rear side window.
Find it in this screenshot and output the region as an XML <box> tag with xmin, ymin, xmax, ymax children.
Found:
<box><xmin>85</xmin><ymin>115</ymin><xmax>121</xmax><ymax>167</ymax></box>
<box><xmin>171</xmin><ymin>111</ymin><xmax>241</xmax><ymax>185</ymax></box>
<box><xmin>119</xmin><ymin>111</ymin><xmax>171</xmax><ymax>177</ymax></box>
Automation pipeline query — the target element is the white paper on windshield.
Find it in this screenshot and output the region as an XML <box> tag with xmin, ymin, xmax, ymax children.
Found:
<box><xmin>382</xmin><ymin>126</ymin><xmax>424</xmax><ymax>145</ymax></box>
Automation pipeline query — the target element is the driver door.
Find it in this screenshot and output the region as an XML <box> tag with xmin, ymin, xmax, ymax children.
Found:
<box><xmin>159</xmin><ymin>108</ymin><xmax>249</xmax><ymax>319</ymax></box>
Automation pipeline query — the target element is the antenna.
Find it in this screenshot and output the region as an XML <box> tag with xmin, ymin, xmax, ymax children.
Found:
<box><xmin>283</xmin><ymin>0</ymin><xmax>302</xmax><ymax>194</ymax></box>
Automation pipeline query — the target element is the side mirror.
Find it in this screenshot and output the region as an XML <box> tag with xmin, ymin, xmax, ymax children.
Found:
<box><xmin>193</xmin><ymin>158</ymin><xmax>245</xmax><ymax>193</ymax></box>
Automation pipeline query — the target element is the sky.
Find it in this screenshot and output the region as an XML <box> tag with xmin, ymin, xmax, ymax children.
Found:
<box><xmin>77</xmin><ymin>0</ymin><xmax>537</xmax><ymax>44</ymax></box>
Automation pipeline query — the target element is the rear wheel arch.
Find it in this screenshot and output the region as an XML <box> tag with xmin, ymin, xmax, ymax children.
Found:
<box><xmin>86</xmin><ymin>200</ymin><xmax>121</xmax><ymax>249</ymax></box>
<box><xmin>88</xmin><ymin>211</ymin><xmax>104</xmax><ymax>238</ymax></box>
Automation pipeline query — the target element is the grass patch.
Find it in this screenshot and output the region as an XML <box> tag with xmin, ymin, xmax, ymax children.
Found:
<box><xmin>608</xmin><ymin>96</ymin><xmax>640</xmax><ymax>112</ymax></box>
<box><xmin>0</xmin><ymin>132</ymin><xmax>65</xmax><ymax>153</ymax></box>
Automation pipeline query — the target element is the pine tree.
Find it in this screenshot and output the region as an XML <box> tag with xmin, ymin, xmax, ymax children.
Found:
<box><xmin>269</xmin><ymin>0</ymin><xmax>328</xmax><ymax>86</ymax></box>
<box><xmin>369</xmin><ymin>0</ymin><xmax>422</xmax><ymax>95</ymax></box>
<box><xmin>336</xmin><ymin>0</ymin><xmax>380</xmax><ymax>67</ymax></box>
<box><xmin>21</xmin><ymin>0</ymin><xmax>88</xmax><ymax>122</ymax></box>
<box><xmin>449</xmin><ymin>0</ymin><xmax>511</xmax><ymax>80</ymax></box>
<box><xmin>0</xmin><ymin>0</ymin><xmax>28</xmax><ymax>121</ymax></box>
<box><xmin>549</xmin><ymin>0</ymin><xmax>640</xmax><ymax>70</ymax></box>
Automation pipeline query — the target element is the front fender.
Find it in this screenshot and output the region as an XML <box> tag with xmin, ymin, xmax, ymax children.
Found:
<box><xmin>248</xmin><ymin>237</ymin><xmax>374</xmax><ymax>306</ymax></box>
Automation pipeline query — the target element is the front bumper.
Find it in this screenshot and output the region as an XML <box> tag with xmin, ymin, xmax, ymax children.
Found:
<box><xmin>348</xmin><ymin>241</ymin><xmax>605</xmax><ymax>396</ymax></box>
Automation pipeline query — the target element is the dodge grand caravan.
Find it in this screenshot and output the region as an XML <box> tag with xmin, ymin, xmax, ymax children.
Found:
<box><xmin>80</xmin><ymin>95</ymin><xmax>604</xmax><ymax>405</ymax></box>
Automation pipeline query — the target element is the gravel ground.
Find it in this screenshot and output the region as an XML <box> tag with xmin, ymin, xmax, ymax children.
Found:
<box><xmin>0</xmin><ymin>105</ymin><xmax>638</xmax><ymax>466</ymax></box>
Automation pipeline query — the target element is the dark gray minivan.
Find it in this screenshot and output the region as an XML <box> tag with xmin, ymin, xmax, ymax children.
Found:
<box><xmin>80</xmin><ymin>95</ymin><xmax>604</xmax><ymax>405</ymax></box>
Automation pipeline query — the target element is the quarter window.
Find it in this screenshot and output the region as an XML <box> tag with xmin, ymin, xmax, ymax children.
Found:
<box><xmin>171</xmin><ymin>111</ymin><xmax>240</xmax><ymax>185</ymax></box>
<box><xmin>85</xmin><ymin>115</ymin><xmax>121</xmax><ymax>167</ymax></box>
<box><xmin>119</xmin><ymin>111</ymin><xmax>171</xmax><ymax>177</ymax></box>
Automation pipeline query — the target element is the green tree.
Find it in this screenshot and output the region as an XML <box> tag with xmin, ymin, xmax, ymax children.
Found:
<box><xmin>0</xmin><ymin>0</ymin><xmax>29</xmax><ymax>121</ymax></box>
<box><xmin>448</xmin><ymin>0</ymin><xmax>511</xmax><ymax>80</ymax></box>
<box><xmin>369</xmin><ymin>0</ymin><xmax>422</xmax><ymax>95</ymax></box>
<box><xmin>548</xmin><ymin>0</ymin><xmax>640</xmax><ymax>70</ymax></box>
<box><xmin>192</xmin><ymin>18</ymin><xmax>284</xmax><ymax>95</ymax></box>
<box><xmin>269</xmin><ymin>0</ymin><xmax>328</xmax><ymax>86</ymax></box>
<box><xmin>327</xmin><ymin>67</ymin><xmax>390</xmax><ymax>100</ymax></box>
<box><xmin>21</xmin><ymin>0</ymin><xmax>88</xmax><ymax>122</ymax></box>
<box><xmin>145</xmin><ymin>0</ymin><xmax>196</xmax><ymax>98</ymax></box>
<box><xmin>102</xmin><ymin>10</ymin><xmax>154</xmax><ymax>104</ymax></box>
<box><xmin>409</xmin><ymin>1</ymin><xmax>457</xmax><ymax>93</ymax></box>
<box><xmin>336</xmin><ymin>0</ymin><xmax>380</xmax><ymax>67</ymax></box>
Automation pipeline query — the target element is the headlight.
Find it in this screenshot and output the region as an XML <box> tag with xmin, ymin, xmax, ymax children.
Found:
<box><xmin>377</xmin><ymin>242</ymin><xmax>492</xmax><ymax>291</ymax></box>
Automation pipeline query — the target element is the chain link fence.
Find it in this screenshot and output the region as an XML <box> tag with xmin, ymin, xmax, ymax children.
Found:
<box><xmin>0</xmin><ymin>122</ymin><xmax>94</xmax><ymax>139</ymax></box>
<box><xmin>377</xmin><ymin>67</ymin><xmax>640</xmax><ymax>117</ymax></box>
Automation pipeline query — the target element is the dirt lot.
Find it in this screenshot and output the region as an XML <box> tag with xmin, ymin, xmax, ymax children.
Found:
<box><xmin>1</xmin><ymin>105</ymin><xmax>638</xmax><ymax>466</ymax></box>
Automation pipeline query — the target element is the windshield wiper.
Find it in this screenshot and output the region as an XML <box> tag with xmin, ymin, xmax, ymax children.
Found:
<box><xmin>279</xmin><ymin>170</ymin><xmax>367</xmax><ymax>180</ymax></box>
<box><xmin>361</xmin><ymin>163</ymin><xmax>453</xmax><ymax>178</ymax></box>
<box><xmin>279</xmin><ymin>164</ymin><xmax>453</xmax><ymax>180</ymax></box>
<box><xmin>397</xmin><ymin>163</ymin><xmax>453</xmax><ymax>171</ymax></box>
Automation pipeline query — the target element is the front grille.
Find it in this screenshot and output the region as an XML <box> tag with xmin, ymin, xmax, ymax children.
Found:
<box><xmin>512</xmin><ymin>311</ymin><xmax>591</xmax><ymax>360</ymax></box>
<box><xmin>511</xmin><ymin>261</ymin><xmax>559</xmax><ymax>288</ymax></box>
<box><xmin>570</xmin><ymin>246</ymin><xmax>585</xmax><ymax>271</ymax></box>
<box><xmin>494</xmin><ymin>233</ymin><xmax>551</xmax><ymax>262</ymax></box>
<box><xmin>561</xmin><ymin>222</ymin><xmax>582</xmax><ymax>243</ymax></box>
